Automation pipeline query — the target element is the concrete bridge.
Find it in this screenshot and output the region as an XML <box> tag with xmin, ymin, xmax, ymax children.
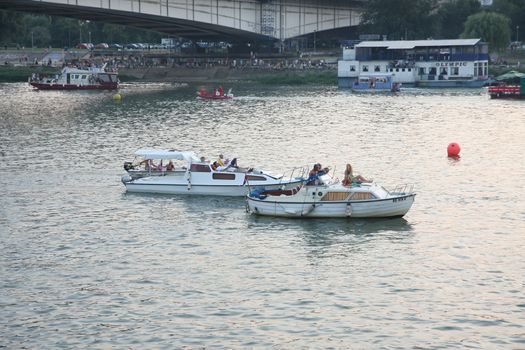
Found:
<box><xmin>0</xmin><ymin>0</ymin><xmax>365</xmax><ymax>41</ymax></box>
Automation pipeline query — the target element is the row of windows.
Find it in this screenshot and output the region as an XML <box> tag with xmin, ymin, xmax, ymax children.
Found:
<box><xmin>70</xmin><ymin>74</ymin><xmax>88</xmax><ymax>80</ymax></box>
<box><xmin>350</xmin><ymin>65</ymin><xmax>413</xmax><ymax>73</ymax></box>
<box><xmin>349</xmin><ymin>64</ymin><xmax>487</xmax><ymax>76</ymax></box>
<box><xmin>212</xmin><ymin>173</ymin><xmax>266</xmax><ymax>181</ymax></box>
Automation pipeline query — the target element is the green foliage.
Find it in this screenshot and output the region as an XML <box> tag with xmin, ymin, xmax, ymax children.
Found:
<box><xmin>435</xmin><ymin>0</ymin><xmax>481</xmax><ymax>39</ymax></box>
<box><xmin>461</xmin><ymin>12</ymin><xmax>511</xmax><ymax>52</ymax></box>
<box><xmin>491</xmin><ymin>0</ymin><xmax>525</xmax><ymax>42</ymax></box>
<box><xmin>0</xmin><ymin>65</ymin><xmax>56</xmax><ymax>82</ymax></box>
<box><xmin>0</xmin><ymin>10</ymin><xmax>164</xmax><ymax>48</ymax></box>
<box><xmin>360</xmin><ymin>0</ymin><xmax>438</xmax><ymax>40</ymax></box>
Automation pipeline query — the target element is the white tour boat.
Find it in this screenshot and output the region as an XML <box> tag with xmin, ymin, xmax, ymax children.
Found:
<box><xmin>121</xmin><ymin>149</ymin><xmax>304</xmax><ymax>196</ymax></box>
<box><xmin>247</xmin><ymin>173</ymin><xmax>415</xmax><ymax>218</ymax></box>
<box><xmin>29</xmin><ymin>64</ymin><xmax>118</xmax><ymax>90</ymax></box>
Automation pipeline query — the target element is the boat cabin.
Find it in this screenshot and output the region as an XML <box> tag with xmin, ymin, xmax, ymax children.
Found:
<box><xmin>339</xmin><ymin>38</ymin><xmax>489</xmax><ymax>88</ymax></box>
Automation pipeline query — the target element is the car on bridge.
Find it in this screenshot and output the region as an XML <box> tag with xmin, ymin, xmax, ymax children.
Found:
<box><xmin>76</xmin><ymin>43</ymin><xmax>94</xmax><ymax>50</ymax></box>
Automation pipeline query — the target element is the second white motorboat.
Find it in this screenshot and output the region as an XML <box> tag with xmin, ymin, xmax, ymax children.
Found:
<box><xmin>121</xmin><ymin>149</ymin><xmax>304</xmax><ymax>196</ymax></box>
<box><xmin>247</xmin><ymin>173</ymin><xmax>415</xmax><ymax>218</ymax></box>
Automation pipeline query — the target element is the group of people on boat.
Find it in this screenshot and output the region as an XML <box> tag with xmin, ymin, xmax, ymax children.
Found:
<box><xmin>210</xmin><ymin>154</ymin><xmax>240</xmax><ymax>171</ymax></box>
<box><xmin>140</xmin><ymin>159</ymin><xmax>177</xmax><ymax>171</ymax></box>
<box><xmin>306</xmin><ymin>162</ymin><xmax>371</xmax><ymax>186</ymax></box>
<box><xmin>198</xmin><ymin>86</ymin><xmax>227</xmax><ymax>97</ymax></box>
<box><xmin>138</xmin><ymin>152</ymin><xmax>249</xmax><ymax>173</ymax></box>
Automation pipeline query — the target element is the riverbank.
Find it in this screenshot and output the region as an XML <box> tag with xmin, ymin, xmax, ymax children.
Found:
<box><xmin>0</xmin><ymin>65</ymin><xmax>337</xmax><ymax>85</ymax></box>
<box><xmin>0</xmin><ymin>65</ymin><xmax>57</xmax><ymax>82</ymax></box>
<box><xmin>119</xmin><ymin>67</ymin><xmax>337</xmax><ymax>84</ymax></box>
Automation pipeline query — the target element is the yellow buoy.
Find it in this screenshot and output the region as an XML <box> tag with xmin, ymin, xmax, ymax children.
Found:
<box><xmin>113</xmin><ymin>93</ymin><xmax>122</xmax><ymax>101</ymax></box>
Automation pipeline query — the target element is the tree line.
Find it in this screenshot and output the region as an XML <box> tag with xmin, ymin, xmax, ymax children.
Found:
<box><xmin>0</xmin><ymin>0</ymin><xmax>524</xmax><ymax>52</ymax></box>
<box><xmin>361</xmin><ymin>0</ymin><xmax>524</xmax><ymax>51</ymax></box>
<box><xmin>0</xmin><ymin>12</ymin><xmax>162</xmax><ymax>49</ymax></box>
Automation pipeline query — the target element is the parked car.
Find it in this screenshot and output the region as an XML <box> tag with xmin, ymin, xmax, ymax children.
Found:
<box><xmin>108</xmin><ymin>43</ymin><xmax>123</xmax><ymax>50</ymax></box>
<box><xmin>76</xmin><ymin>43</ymin><xmax>90</xmax><ymax>49</ymax></box>
<box><xmin>95</xmin><ymin>43</ymin><xmax>109</xmax><ymax>49</ymax></box>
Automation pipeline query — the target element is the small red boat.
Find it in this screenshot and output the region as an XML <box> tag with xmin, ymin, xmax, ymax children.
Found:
<box><xmin>197</xmin><ymin>87</ymin><xmax>233</xmax><ymax>100</ymax></box>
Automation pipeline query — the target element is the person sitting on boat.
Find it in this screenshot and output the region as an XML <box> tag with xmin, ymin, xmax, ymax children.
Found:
<box><xmin>166</xmin><ymin>161</ymin><xmax>175</xmax><ymax>171</ymax></box>
<box><xmin>200</xmin><ymin>156</ymin><xmax>209</xmax><ymax>163</ymax></box>
<box><xmin>219</xmin><ymin>86</ymin><xmax>224</xmax><ymax>96</ymax></box>
<box><xmin>211</xmin><ymin>161</ymin><xmax>219</xmax><ymax>171</ymax></box>
<box><xmin>217</xmin><ymin>154</ymin><xmax>226</xmax><ymax>167</ymax></box>
<box><xmin>140</xmin><ymin>159</ymin><xmax>156</xmax><ymax>171</ymax></box>
<box><xmin>306</xmin><ymin>163</ymin><xmax>329</xmax><ymax>186</ymax></box>
<box><xmin>342</xmin><ymin>163</ymin><xmax>371</xmax><ymax>186</ymax></box>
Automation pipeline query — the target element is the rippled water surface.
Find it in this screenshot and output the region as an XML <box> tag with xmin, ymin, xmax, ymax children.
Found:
<box><xmin>1</xmin><ymin>82</ymin><xmax>524</xmax><ymax>349</ymax></box>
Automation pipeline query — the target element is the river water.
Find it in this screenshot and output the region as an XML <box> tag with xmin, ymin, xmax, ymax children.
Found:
<box><xmin>0</xmin><ymin>82</ymin><xmax>524</xmax><ymax>349</ymax></box>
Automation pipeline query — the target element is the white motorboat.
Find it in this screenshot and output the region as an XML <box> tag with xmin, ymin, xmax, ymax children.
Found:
<box><xmin>29</xmin><ymin>64</ymin><xmax>118</xmax><ymax>90</ymax></box>
<box><xmin>121</xmin><ymin>149</ymin><xmax>304</xmax><ymax>196</ymax></box>
<box><xmin>246</xmin><ymin>173</ymin><xmax>415</xmax><ymax>218</ymax></box>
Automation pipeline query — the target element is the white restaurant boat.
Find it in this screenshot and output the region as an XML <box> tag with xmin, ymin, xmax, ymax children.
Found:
<box><xmin>338</xmin><ymin>39</ymin><xmax>489</xmax><ymax>88</ymax></box>
<box><xmin>121</xmin><ymin>149</ymin><xmax>304</xmax><ymax>196</ymax></box>
<box><xmin>247</xmin><ymin>173</ymin><xmax>415</xmax><ymax>218</ymax></box>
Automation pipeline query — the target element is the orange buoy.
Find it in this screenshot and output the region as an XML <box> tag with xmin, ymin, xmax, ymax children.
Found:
<box><xmin>447</xmin><ymin>142</ymin><xmax>461</xmax><ymax>157</ymax></box>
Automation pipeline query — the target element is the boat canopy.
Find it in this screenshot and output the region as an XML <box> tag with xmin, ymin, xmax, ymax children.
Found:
<box><xmin>355</xmin><ymin>39</ymin><xmax>481</xmax><ymax>50</ymax></box>
<box><xmin>134</xmin><ymin>149</ymin><xmax>200</xmax><ymax>163</ymax></box>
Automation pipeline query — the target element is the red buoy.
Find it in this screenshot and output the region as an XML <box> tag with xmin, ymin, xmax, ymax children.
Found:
<box><xmin>447</xmin><ymin>143</ymin><xmax>461</xmax><ymax>157</ymax></box>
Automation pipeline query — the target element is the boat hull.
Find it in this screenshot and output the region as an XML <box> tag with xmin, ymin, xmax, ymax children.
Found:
<box><xmin>122</xmin><ymin>176</ymin><xmax>304</xmax><ymax>197</ymax></box>
<box><xmin>30</xmin><ymin>82</ymin><xmax>118</xmax><ymax>90</ymax></box>
<box><xmin>415</xmin><ymin>79</ymin><xmax>487</xmax><ymax>88</ymax></box>
<box><xmin>197</xmin><ymin>95</ymin><xmax>233</xmax><ymax>100</ymax></box>
<box><xmin>247</xmin><ymin>194</ymin><xmax>415</xmax><ymax>218</ymax></box>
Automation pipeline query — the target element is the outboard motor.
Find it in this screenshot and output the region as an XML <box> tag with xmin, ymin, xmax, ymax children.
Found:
<box><xmin>123</xmin><ymin>161</ymin><xmax>134</xmax><ymax>171</ymax></box>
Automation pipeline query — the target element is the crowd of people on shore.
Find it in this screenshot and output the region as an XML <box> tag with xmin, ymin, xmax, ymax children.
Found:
<box><xmin>1</xmin><ymin>48</ymin><xmax>336</xmax><ymax>71</ymax></box>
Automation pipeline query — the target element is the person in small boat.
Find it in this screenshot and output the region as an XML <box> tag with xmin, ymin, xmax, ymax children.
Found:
<box><xmin>342</xmin><ymin>163</ymin><xmax>371</xmax><ymax>186</ymax></box>
<box><xmin>200</xmin><ymin>156</ymin><xmax>209</xmax><ymax>163</ymax></box>
<box><xmin>166</xmin><ymin>161</ymin><xmax>175</xmax><ymax>171</ymax></box>
<box><xmin>219</xmin><ymin>86</ymin><xmax>224</xmax><ymax>96</ymax></box>
<box><xmin>211</xmin><ymin>161</ymin><xmax>219</xmax><ymax>171</ymax></box>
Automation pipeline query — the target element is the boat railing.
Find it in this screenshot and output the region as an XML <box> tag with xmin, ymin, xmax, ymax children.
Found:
<box><xmin>388</xmin><ymin>184</ymin><xmax>415</xmax><ymax>196</ymax></box>
<box><xmin>279</xmin><ymin>165</ymin><xmax>309</xmax><ymax>186</ymax></box>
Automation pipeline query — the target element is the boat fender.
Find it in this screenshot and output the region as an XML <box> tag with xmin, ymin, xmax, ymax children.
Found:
<box><xmin>346</xmin><ymin>204</ymin><xmax>352</xmax><ymax>217</ymax></box>
<box><xmin>185</xmin><ymin>170</ymin><xmax>192</xmax><ymax>190</ymax></box>
<box><xmin>121</xmin><ymin>174</ymin><xmax>132</xmax><ymax>184</ymax></box>
<box><xmin>318</xmin><ymin>192</ymin><xmax>323</xmax><ymax>196</ymax></box>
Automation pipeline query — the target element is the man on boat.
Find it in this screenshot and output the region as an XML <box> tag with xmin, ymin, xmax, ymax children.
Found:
<box><xmin>306</xmin><ymin>163</ymin><xmax>329</xmax><ymax>185</ymax></box>
<box><xmin>219</xmin><ymin>86</ymin><xmax>224</xmax><ymax>96</ymax></box>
